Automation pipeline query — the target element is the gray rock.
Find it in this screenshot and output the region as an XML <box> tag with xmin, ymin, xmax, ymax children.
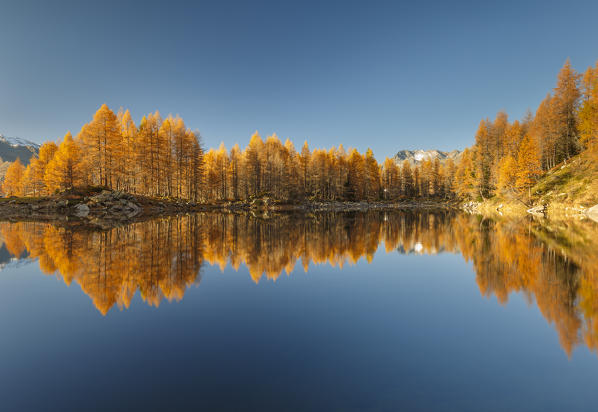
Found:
<box><xmin>125</xmin><ymin>202</ymin><xmax>142</xmax><ymax>216</ymax></box>
<box><xmin>74</xmin><ymin>203</ymin><xmax>90</xmax><ymax>218</ymax></box>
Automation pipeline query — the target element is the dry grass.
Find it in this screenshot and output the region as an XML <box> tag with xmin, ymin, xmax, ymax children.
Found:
<box><xmin>532</xmin><ymin>151</ymin><xmax>598</xmax><ymax>208</ymax></box>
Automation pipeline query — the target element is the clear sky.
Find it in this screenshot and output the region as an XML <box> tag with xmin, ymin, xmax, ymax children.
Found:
<box><xmin>1</xmin><ymin>0</ymin><xmax>598</xmax><ymax>158</ymax></box>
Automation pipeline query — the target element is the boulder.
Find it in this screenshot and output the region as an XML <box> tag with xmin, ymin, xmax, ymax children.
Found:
<box><xmin>74</xmin><ymin>203</ymin><xmax>90</xmax><ymax>218</ymax></box>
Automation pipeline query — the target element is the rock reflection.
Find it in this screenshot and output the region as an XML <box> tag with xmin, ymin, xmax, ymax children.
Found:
<box><xmin>0</xmin><ymin>211</ymin><xmax>597</xmax><ymax>357</ymax></box>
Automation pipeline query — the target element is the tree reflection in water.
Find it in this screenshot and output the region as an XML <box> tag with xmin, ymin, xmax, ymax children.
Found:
<box><xmin>1</xmin><ymin>211</ymin><xmax>597</xmax><ymax>356</ymax></box>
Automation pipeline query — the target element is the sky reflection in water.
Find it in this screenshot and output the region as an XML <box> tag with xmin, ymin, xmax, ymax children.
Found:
<box><xmin>0</xmin><ymin>211</ymin><xmax>597</xmax><ymax>412</ymax></box>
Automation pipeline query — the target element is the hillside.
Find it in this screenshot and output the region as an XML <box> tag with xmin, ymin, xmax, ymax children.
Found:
<box><xmin>532</xmin><ymin>151</ymin><xmax>598</xmax><ymax>217</ymax></box>
<box><xmin>473</xmin><ymin>150</ymin><xmax>598</xmax><ymax>221</ymax></box>
<box><xmin>393</xmin><ymin>149</ymin><xmax>461</xmax><ymax>165</ymax></box>
<box><xmin>0</xmin><ymin>134</ymin><xmax>40</xmax><ymax>164</ymax></box>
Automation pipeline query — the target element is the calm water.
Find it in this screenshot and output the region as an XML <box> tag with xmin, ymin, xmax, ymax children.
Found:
<box><xmin>1</xmin><ymin>211</ymin><xmax>598</xmax><ymax>411</ymax></box>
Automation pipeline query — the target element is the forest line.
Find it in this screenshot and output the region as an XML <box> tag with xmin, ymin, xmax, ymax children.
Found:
<box><xmin>0</xmin><ymin>104</ymin><xmax>454</xmax><ymax>203</ymax></box>
<box><xmin>1</xmin><ymin>59</ymin><xmax>597</xmax><ymax>205</ymax></box>
<box><xmin>455</xmin><ymin>59</ymin><xmax>598</xmax><ymax>202</ymax></box>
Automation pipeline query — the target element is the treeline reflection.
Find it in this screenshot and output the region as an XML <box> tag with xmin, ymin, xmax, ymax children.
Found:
<box><xmin>1</xmin><ymin>212</ymin><xmax>597</xmax><ymax>356</ymax></box>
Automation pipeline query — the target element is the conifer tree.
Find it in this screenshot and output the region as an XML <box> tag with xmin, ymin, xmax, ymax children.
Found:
<box><xmin>33</xmin><ymin>142</ymin><xmax>58</xmax><ymax>195</ymax></box>
<box><xmin>474</xmin><ymin>120</ymin><xmax>493</xmax><ymax>198</ymax></box>
<box><xmin>579</xmin><ymin>62</ymin><xmax>598</xmax><ymax>152</ymax></box>
<box><xmin>515</xmin><ymin>134</ymin><xmax>542</xmax><ymax>198</ymax></box>
<box><xmin>3</xmin><ymin>158</ymin><xmax>25</xmax><ymax>196</ymax></box>
<box><xmin>364</xmin><ymin>148</ymin><xmax>381</xmax><ymax>201</ymax></box>
<box><xmin>118</xmin><ymin>109</ymin><xmax>138</xmax><ymax>192</ymax></box>
<box><xmin>21</xmin><ymin>164</ymin><xmax>35</xmax><ymax>196</ymax></box>
<box><xmin>244</xmin><ymin>132</ymin><xmax>263</xmax><ymax>197</ymax></box>
<box><xmin>79</xmin><ymin>104</ymin><xmax>122</xmax><ymax>188</ymax></box>
<box><xmin>496</xmin><ymin>155</ymin><xmax>518</xmax><ymax>195</ymax></box>
<box><xmin>299</xmin><ymin>141</ymin><xmax>311</xmax><ymax>197</ymax></box>
<box><xmin>552</xmin><ymin>59</ymin><xmax>581</xmax><ymax>161</ymax></box>
<box><xmin>45</xmin><ymin>132</ymin><xmax>85</xmax><ymax>192</ymax></box>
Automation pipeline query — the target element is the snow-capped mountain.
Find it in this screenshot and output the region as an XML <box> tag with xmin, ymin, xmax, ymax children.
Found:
<box><xmin>0</xmin><ymin>134</ymin><xmax>40</xmax><ymax>164</ymax></box>
<box><xmin>0</xmin><ymin>135</ymin><xmax>41</xmax><ymax>149</ymax></box>
<box><xmin>393</xmin><ymin>149</ymin><xmax>461</xmax><ymax>165</ymax></box>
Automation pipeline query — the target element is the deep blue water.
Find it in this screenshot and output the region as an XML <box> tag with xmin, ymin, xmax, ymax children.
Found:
<box><xmin>0</xmin><ymin>213</ymin><xmax>596</xmax><ymax>412</ymax></box>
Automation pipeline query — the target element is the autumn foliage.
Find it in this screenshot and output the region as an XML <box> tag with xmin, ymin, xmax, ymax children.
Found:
<box><xmin>2</xmin><ymin>60</ymin><xmax>597</xmax><ymax>204</ymax></box>
<box><xmin>2</xmin><ymin>211</ymin><xmax>598</xmax><ymax>358</ymax></box>
<box><xmin>455</xmin><ymin>59</ymin><xmax>598</xmax><ymax>202</ymax></box>
<box><xmin>1</xmin><ymin>104</ymin><xmax>454</xmax><ymax>202</ymax></box>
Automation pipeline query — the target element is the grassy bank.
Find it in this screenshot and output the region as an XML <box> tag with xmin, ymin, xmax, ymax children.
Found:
<box><xmin>470</xmin><ymin>150</ymin><xmax>598</xmax><ymax>221</ymax></box>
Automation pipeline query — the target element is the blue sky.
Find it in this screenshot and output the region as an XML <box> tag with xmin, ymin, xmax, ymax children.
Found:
<box><xmin>1</xmin><ymin>0</ymin><xmax>598</xmax><ymax>158</ymax></box>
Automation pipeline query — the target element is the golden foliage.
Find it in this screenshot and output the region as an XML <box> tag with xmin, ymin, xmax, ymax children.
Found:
<box><xmin>2</xmin><ymin>211</ymin><xmax>598</xmax><ymax>359</ymax></box>
<box><xmin>2</xmin><ymin>158</ymin><xmax>25</xmax><ymax>196</ymax></box>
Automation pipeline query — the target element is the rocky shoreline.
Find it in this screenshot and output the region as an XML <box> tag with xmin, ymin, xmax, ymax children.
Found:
<box><xmin>460</xmin><ymin>199</ymin><xmax>598</xmax><ymax>223</ymax></box>
<box><xmin>0</xmin><ymin>190</ymin><xmax>458</xmax><ymax>226</ymax></box>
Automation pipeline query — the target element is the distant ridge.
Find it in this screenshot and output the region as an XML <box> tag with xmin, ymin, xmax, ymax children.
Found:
<box><xmin>393</xmin><ymin>149</ymin><xmax>461</xmax><ymax>165</ymax></box>
<box><xmin>0</xmin><ymin>134</ymin><xmax>40</xmax><ymax>165</ymax></box>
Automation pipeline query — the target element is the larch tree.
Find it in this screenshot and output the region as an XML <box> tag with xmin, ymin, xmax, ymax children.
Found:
<box><xmin>364</xmin><ymin>148</ymin><xmax>381</xmax><ymax>201</ymax></box>
<box><xmin>244</xmin><ymin>132</ymin><xmax>263</xmax><ymax>197</ymax></box>
<box><xmin>137</xmin><ymin>111</ymin><xmax>163</xmax><ymax>195</ymax></box>
<box><xmin>228</xmin><ymin>144</ymin><xmax>242</xmax><ymax>201</ymax></box>
<box><xmin>299</xmin><ymin>141</ymin><xmax>311</xmax><ymax>197</ymax></box>
<box><xmin>45</xmin><ymin>132</ymin><xmax>85</xmax><ymax>192</ymax></box>
<box><xmin>118</xmin><ymin>109</ymin><xmax>138</xmax><ymax>192</ymax></box>
<box><xmin>579</xmin><ymin>62</ymin><xmax>598</xmax><ymax>152</ymax></box>
<box><xmin>381</xmin><ymin>157</ymin><xmax>400</xmax><ymax>200</ymax></box>
<box><xmin>20</xmin><ymin>164</ymin><xmax>35</xmax><ymax>196</ymax></box>
<box><xmin>347</xmin><ymin>149</ymin><xmax>365</xmax><ymax>200</ymax></box>
<box><xmin>33</xmin><ymin>142</ymin><xmax>58</xmax><ymax>195</ymax></box>
<box><xmin>515</xmin><ymin>134</ymin><xmax>543</xmax><ymax>199</ymax></box>
<box><xmin>552</xmin><ymin>59</ymin><xmax>581</xmax><ymax>162</ymax></box>
<box><xmin>400</xmin><ymin>160</ymin><xmax>414</xmax><ymax>198</ymax></box>
<box><xmin>454</xmin><ymin>148</ymin><xmax>476</xmax><ymax>199</ymax></box>
<box><xmin>474</xmin><ymin>119</ymin><xmax>493</xmax><ymax>198</ymax></box>
<box><xmin>3</xmin><ymin>158</ymin><xmax>25</xmax><ymax>196</ymax></box>
<box><xmin>496</xmin><ymin>155</ymin><xmax>518</xmax><ymax>195</ymax></box>
<box><xmin>79</xmin><ymin>104</ymin><xmax>122</xmax><ymax>188</ymax></box>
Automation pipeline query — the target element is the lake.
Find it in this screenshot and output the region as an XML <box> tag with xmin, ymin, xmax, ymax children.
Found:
<box><xmin>1</xmin><ymin>211</ymin><xmax>597</xmax><ymax>411</ymax></box>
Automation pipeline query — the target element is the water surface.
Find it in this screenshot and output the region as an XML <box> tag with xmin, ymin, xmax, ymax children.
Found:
<box><xmin>1</xmin><ymin>211</ymin><xmax>597</xmax><ymax>411</ymax></box>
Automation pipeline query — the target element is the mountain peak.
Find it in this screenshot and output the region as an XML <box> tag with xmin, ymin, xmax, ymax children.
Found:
<box><xmin>393</xmin><ymin>149</ymin><xmax>461</xmax><ymax>165</ymax></box>
<box><xmin>0</xmin><ymin>134</ymin><xmax>40</xmax><ymax>164</ymax></box>
<box><xmin>0</xmin><ymin>134</ymin><xmax>41</xmax><ymax>149</ymax></box>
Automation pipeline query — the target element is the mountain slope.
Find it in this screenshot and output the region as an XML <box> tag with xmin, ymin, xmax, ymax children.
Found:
<box><xmin>0</xmin><ymin>134</ymin><xmax>40</xmax><ymax>164</ymax></box>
